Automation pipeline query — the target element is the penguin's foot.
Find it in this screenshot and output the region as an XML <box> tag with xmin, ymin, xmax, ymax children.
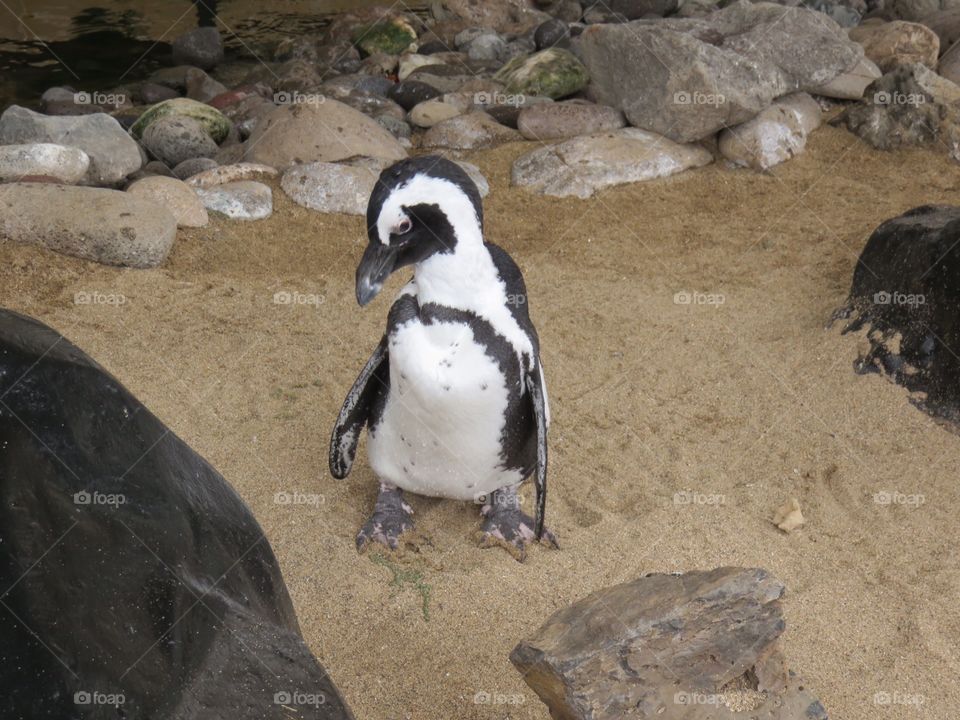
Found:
<box><xmin>356</xmin><ymin>483</ymin><xmax>415</xmax><ymax>552</ymax></box>
<box><xmin>476</xmin><ymin>486</ymin><xmax>559</xmax><ymax>562</ymax></box>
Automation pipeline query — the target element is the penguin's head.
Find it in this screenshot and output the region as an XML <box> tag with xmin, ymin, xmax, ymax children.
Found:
<box><xmin>355</xmin><ymin>155</ymin><xmax>484</xmax><ymax>306</ymax></box>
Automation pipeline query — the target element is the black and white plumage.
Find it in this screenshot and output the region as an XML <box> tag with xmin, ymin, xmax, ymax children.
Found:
<box><xmin>329</xmin><ymin>155</ymin><xmax>555</xmax><ymax>560</ymax></box>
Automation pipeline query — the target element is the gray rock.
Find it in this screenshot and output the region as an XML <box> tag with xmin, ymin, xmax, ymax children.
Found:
<box><xmin>939</xmin><ymin>40</ymin><xmax>960</xmax><ymax>82</ymax></box>
<box><xmin>838</xmin><ymin>61</ymin><xmax>960</xmax><ymax>158</ymax></box>
<box><xmin>511</xmin><ymin>127</ymin><xmax>712</xmax><ymax>197</ymax></box>
<box><xmin>493</xmin><ymin>47</ymin><xmax>590</xmax><ymax>99</ymax></box>
<box><xmin>422</xmin><ymin>111</ymin><xmax>522</xmax><ymax>148</ymax></box>
<box><xmin>142</xmin><ymin>115</ymin><xmax>219</xmax><ymax>167</ymax></box>
<box><xmin>454</xmin><ymin>160</ymin><xmax>491</xmax><ymax>197</ymax></box>
<box><xmin>139</xmin><ymin>82</ymin><xmax>181</xmax><ymax>104</ymax></box>
<box><xmin>465</xmin><ymin>32</ymin><xmax>510</xmax><ymax>62</ymax></box>
<box><xmin>196</xmin><ymin>180</ymin><xmax>273</xmax><ymax>220</ymax></box>
<box><xmin>0</xmin><ymin>105</ymin><xmax>142</xmax><ymax>185</ymax></box>
<box><xmin>848</xmin><ymin>19</ymin><xmax>940</xmax><ymax>72</ymax></box>
<box><xmin>579</xmin><ymin>0</ymin><xmax>864</xmax><ymax>142</ymax></box>
<box><xmin>534</xmin><ymin>18</ymin><xmax>572</xmax><ymax>49</ymax></box>
<box><xmin>172</xmin><ymin>27</ymin><xmax>224</xmax><ymax>70</ymax></box>
<box><xmin>127</xmin><ymin>175</ymin><xmax>208</xmax><ymax>228</ymax></box>
<box><xmin>185</xmin><ymin>162</ymin><xmax>278</xmax><ymax>188</ymax></box>
<box><xmin>243</xmin><ymin>99</ymin><xmax>406</xmax><ymax>171</ymax></box>
<box><xmin>809</xmin><ymin>55</ymin><xmax>883</xmax><ymax>98</ymax></box>
<box><xmin>719</xmin><ymin>92</ymin><xmax>822</xmax><ymax>170</ymax></box>
<box><xmin>511</xmin><ymin>567</ymin><xmax>827</xmax><ymax>720</ymax></box>
<box><xmin>517</xmin><ymin>100</ymin><xmax>625</xmax><ymax>139</ymax></box>
<box><xmin>388</xmin><ymin>80</ymin><xmax>444</xmax><ymax>111</ymax></box>
<box><xmin>376</xmin><ymin>113</ymin><xmax>412</xmax><ymax>138</ymax></box>
<box><xmin>143</xmin><ymin>160</ymin><xmax>175</xmax><ymax>177</ymax></box>
<box><xmin>917</xmin><ymin>8</ymin><xmax>960</xmax><ymax>50</ymax></box>
<box><xmin>0</xmin><ymin>143</ymin><xmax>90</xmax><ymax>184</ymax></box>
<box><xmin>172</xmin><ymin>156</ymin><xmax>219</xmax><ymax>180</ymax></box>
<box><xmin>408</xmin><ymin>98</ymin><xmax>464</xmax><ymax>127</ymax></box>
<box><xmin>281</xmin><ymin>161</ymin><xmax>379</xmax><ymax>215</ymax></box>
<box><xmin>604</xmin><ymin>0</ymin><xmax>679</xmax><ymax>17</ymax></box>
<box><xmin>185</xmin><ymin>67</ymin><xmax>228</xmax><ymax>103</ymax></box>
<box><xmin>0</xmin><ymin>183</ymin><xmax>176</xmax><ymax>267</ymax></box>
<box><xmin>406</xmin><ymin>64</ymin><xmax>483</xmax><ymax>93</ymax></box>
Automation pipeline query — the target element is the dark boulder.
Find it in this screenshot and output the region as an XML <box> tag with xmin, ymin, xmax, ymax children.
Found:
<box><xmin>834</xmin><ymin>205</ymin><xmax>960</xmax><ymax>422</ymax></box>
<box><xmin>0</xmin><ymin>309</ymin><xmax>354</xmax><ymax>720</ymax></box>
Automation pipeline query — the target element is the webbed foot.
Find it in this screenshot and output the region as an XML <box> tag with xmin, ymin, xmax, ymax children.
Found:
<box><xmin>476</xmin><ymin>485</ymin><xmax>558</xmax><ymax>562</ymax></box>
<box><xmin>357</xmin><ymin>483</ymin><xmax>415</xmax><ymax>552</ymax></box>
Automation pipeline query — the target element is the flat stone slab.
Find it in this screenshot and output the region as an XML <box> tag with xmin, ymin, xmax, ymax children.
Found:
<box><xmin>511</xmin><ymin>127</ymin><xmax>712</xmax><ymax>198</ymax></box>
<box><xmin>511</xmin><ymin>567</ymin><xmax>827</xmax><ymax>720</ymax></box>
<box><xmin>196</xmin><ymin>180</ymin><xmax>272</xmax><ymax>220</ymax></box>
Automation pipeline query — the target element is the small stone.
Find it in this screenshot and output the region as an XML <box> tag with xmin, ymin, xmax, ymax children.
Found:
<box><xmin>172</xmin><ymin>27</ymin><xmax>224</xmax><ymax>70</ymax></box>
<box><xmin>196</xmin><ymin>180</ymin><xmax>272</xmax><ymax>220</ymax></box>
<box><xmin>534</xmin><ymin>18</ymin><xmax>571</xmax><ymax>49</ymax></box>
<box><xmin>465</xmin><ymin>32</ymin><xmax>509</xmax><ymax>62</ymax></box>
<box><xmin>172</xmin><ymin>156</ymin><xmax>218</xmax><ymax>180</ymax></box>
<box><xmin>517</xmin><ymin>101</ymin><xmax>625</xmax><ymax>140</ymax></box>
<box><xmin>281</xmin><ymin>161</ymin><xmax>378</xmax><ymax>215</ymax></box>
<box><xmin>388</xmin><ymin>79</ymin><xmax>444</xmax><ymax>111</ymax></box>
<box><xmin>376</xmin><ymin>114</ymin><xmax>412</xmax><ymax>139</ymax></box>
<box><xmin>512</xmin><ymin>127</ymin><xmax>712</xmax><ymax>198</ymax></box>
<box><xmin>406</xmin><ymin>64</ymin><xmax>481</xmax><ymax>93</ymax></box>
<box><xmin>849</xmin><ymin>19</ymin><xmax>940</xmax><ymax>72</ymax></box>
<box><xmin>139</xmin><ymin>82</ymin><xmax>180</xmax><ymax>104</ymax></box>
<box><xmin>408</xmin><ymin>98</ymin><xmax>464</xmax><ymax>127</ymax></box>
<box><xmin>422</xmin><ymin>111</ymin><xmax>522</xmax><ymax>149</ymax></box>
<box><xmin>127</xmin><ymin>175</ymin><xmax>208</xmax><ymax>228</ymax></box>
<box><xmin>493</xmin><ymin>47</ymin><xmax>589</xmax><ymax>99</ymax></box>
<box><xmin>809</xmin><ymin>56</ymin><xmax>882</xmax><ymax>99</ymax></box>
<box><xmin>142</xmin><ymin>115</ymin><xmax>219</xmax><ymax>167</ymax></box>
<box><xmin>185</xmin><ymin>162</ymin><xmax>278</xmax><ymax>188</ymax></box>
<box><xmin>398</xmin><ymin>53</ymin><xmax>446</xmax><ymax>81</ymax></box>
<box><xmin>184</xmin><ymin>67</ymin><xmax>228</xmax><ymax>103</ymax></box>
<box><xmin>719</xmin><ymin>93</ymin><xmax>822</xmax><ymax>171</ymax></box>
<box><xmin>130</xmin><ymin>97</ymin><xmax>231</xmax><ymax>143</ymax></box>
<box><xmin>0</xmin><ymin>183</ymin><xmax>175</xmax><ymax>267</ymax></box>
<box><xmin>773</xmin><ymin>498</ymin><xmax>805</xmax><ymax>532</ymax></box>
<box><xmin>0</xmin><ymin>143</ymin><xmax>90</xmax><ymax>184</ymax></box>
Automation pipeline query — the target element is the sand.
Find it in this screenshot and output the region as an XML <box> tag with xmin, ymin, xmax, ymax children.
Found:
<box><xmin>2</xmin><ymin>125</ymin><xmax>959</xmax><ymax>719</ymax></box>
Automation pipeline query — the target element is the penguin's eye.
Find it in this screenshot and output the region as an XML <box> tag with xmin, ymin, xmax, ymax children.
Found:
<box><xmin>395</xmin><ymin>217</ymin><xmax>412</xmax><ymax>235</ymax></box>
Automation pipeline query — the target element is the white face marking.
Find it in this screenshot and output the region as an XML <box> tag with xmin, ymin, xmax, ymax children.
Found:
<box><xmin>375</xmin><ymin>174</ymin><xmax>482</xmax><ymax>249</ymax></box>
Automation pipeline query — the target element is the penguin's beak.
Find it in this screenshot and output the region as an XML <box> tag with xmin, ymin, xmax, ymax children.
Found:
<box><xmin>355</xmin><ymin>243</ymin><xmax>398</xmax><ymax>306</ymax></box>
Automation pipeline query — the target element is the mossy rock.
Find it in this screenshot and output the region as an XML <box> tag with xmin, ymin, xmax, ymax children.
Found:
<box><xmin>494</xmin><ymin>48</ymin><xmax>590</xmax><ymax>100</ymax></box>
<box><xmin>129</xmin><ymin>98</ymin><xmax>231</xmax><ymax>143</ymax></box>
<box><xmin>351</xmin><ymin>17</ymin><xmax>417</xmax><ymax>57</ymax></box>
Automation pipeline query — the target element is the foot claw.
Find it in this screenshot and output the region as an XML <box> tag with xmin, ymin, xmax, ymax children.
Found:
<box><xmin>476</xmin><ymin>488</ymin><xmax>558</xmax><ymax>562</ymax></box>
<box><xmin>356</xmin><ymin>485</ymin><xmax>414</xmax><ymax>552</ymax></box>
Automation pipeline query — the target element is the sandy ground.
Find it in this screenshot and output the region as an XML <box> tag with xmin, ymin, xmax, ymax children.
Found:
<box><xmin>2</xmin><ymin>125</ymin><xmax>959</xmax><ymax>719</ymax></box>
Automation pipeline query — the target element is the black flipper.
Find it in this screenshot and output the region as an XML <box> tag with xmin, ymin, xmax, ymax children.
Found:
<box><xmin>525</xmin><ymin>367</ymin><xmax>548</xmax><ymax>539</ymax></box>
<box><xmin>329</xmin><ymin>337</ymin><xmax>389</xmax><ymax>479</ymax></box>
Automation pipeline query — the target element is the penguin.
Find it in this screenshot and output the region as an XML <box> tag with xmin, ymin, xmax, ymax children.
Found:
<box><xmin>329</xmin><ymin>155</ymin><xmax>557</xmax><ymax>561</ymax></box>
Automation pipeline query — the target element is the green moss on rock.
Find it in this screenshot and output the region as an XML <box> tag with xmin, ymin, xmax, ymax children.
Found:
<box><xmin>130</xmin><ymin>98</ymin><xmax>231</xmax><ymax>143</ymax></box>
<box><xmin>494</xmin><ymin>48</ymin><xmax>590</xmax><ymax>100</ymax></box>
<box><xmin>351</xmin><ymin>18</ymin><xmax>417</xmax><ymax>57</ymax></box>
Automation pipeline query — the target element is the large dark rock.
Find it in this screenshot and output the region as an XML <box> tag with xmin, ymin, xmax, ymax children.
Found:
<box><xmin>0</xmin><ymin>309</ymin><xmax>354</xmax><ymax>720</ymax></box>
<box><xmin>835</xmin><ymin>205</ymin><xmax>960</xmax><ymax>423</ymax></box>
<box><xmin>511</xmin><ymin>567</ymin><xmax>826</xmax><ymax>720</ymax></box>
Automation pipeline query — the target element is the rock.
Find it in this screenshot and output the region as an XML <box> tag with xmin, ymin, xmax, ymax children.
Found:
<box><xmin>484</xmin><ymin>94</ymin><xmax>555</xmax><ymax>127</ymax></box>
<box><xmin>409</xmin><ymin>98</ymin><xmax>464</xmax><ymax>127</ymax></box>
<box><xmin>172</xmin><ymin>156</ymin><xmax>219</xmax><ymax>180</ymax></box>
<box><xmin>809</xmin><ymin>55</ymin><xmax>883</xmax><ymax>98</ymax></box>
<box><xmin>360</xmin><ymin>51</ymin><xmax>399</xmax><ymax>76</ymax></box>
<box><xmin>0</xmin><ymin>309</ymin><xmax>356</xmax><ymax>720</ymax></box>
<box><xmin>534</xmin><ymin>18</ymin><xmax>571</xmax><ymax>49</ymax></box>
<box><xmin>838</xmin><ymin>62</ymin><xmax>960</xmax><ymax>157</ymax></box>
<box><xmin>917</xmin><ymin>8</ymin><xmax>960</xmax><ymax>50</ymax></box>
<box><xmin>939</xmin><ymin>40</ymin><xmax>960</xmax><ymax>82</ymax></box>
<box><xmin>512</xmin><ymin>127</ymin><xmax>711</xmax><ymax>198</ymax></box>
<box><xmin>440</xmin><ymin>0</ymin><xmax>549</xmax><ymax>31</ymax></box>
<box><xmin>849</xmin><ymin>19</ymin><xmax>940</xmax><ymax>71</ymax></box>
<box><xmin>398</xmin><ymin>53</ymin><xmax>446</xmax><ymax>81</ymax></box>
<box><xmin>0</xmin><ymin>143</ymin><xmax>90</xmax><ymax>184</ymax></box>
<box><xmin>351</xmin><ymin>17</ymin><xmax>417</xmax><ymax>56</ymax></box>
<box><xmin>126</xmin><ymin>175</ymin><xmax>208</xmax><ymax>228</ymax></box>
<box><xmin>464</xmin><ymin>32</ymin><xmax>510</xmax><ymax>62</ymax></box>
<box><xmin>388</xmin><ymin>79</ymin><xmax>444</xmax><ymax>110</ymax></box>
<box><xmin>833</xmin><ymin>204</ymin><xmax>960</xmax><ymax>422</ymax></box>
<box><xmin>406</xmin><ymin>64</ymin><xmax>484</xmax><ymax>93</ymax></box>
<box><xmin>887</xmin><ymin>0</ymin><xmax>959</xmax><ymax>21</ymax></box>
<box><xmin>511</xmin><ymin>567</ymin><xmax>826</xmax><ymax>720</ymax></box>
<box><xmin>140</xmin><ymin>82</ymin><xmax>181</xmax><ymax>104</ymax></box>
<box><xmin>604</xmin><ymin>0</ymin><xmax>679</xmax><ymax>17</ymax></box>
<box><xmin>186</xmin><ymin>162</ymin><xmax>279</xmax><ymax>188</ymax></box>
<box><xmin>197</xmin><ymin>180</ymin><xmax>273</xmax><ymax>220</ymax></box>
<box><xmin>143</xmin><ymin>160</ymin><xmax>175</xmax><ymax>177</ymax></box>
<box><xmin>579</xmin><ymin>0</ymin><xmax>864</xmax><ymax>142</ymax></box>
<box><xmin>243</xmin><ymin>100</ymin><xmax>406</xmax><ymax>170</ymax></box>
<box><xmin>517</xmin><ymin>100</ymin><xmax>624</xmax><ymax>139</ymax></box>
<box><xmin>0</xmin><ymin>183</ymin><xmax>175</xmax><ymax>267</ymax></box>
<box><xmin>142</xmin><ymin>115</ymin><xmax>219</xmax><ymax>167</ymax></box>
<box><xmin>130</xmin><ymin>97</ymin><xmax>231</xmax><ymax>143</ymax></box>
<box><xmin>422</xmin><ymin>111</ymin><xmax>522</xmax><ymax>148</ymax></box>
<box><xmin>493</xmin><ymin>47</ymin><xmax>589</xmax><ymax>99</ymax></box>
<box><xmin>281</xmin><ymin>161</ymin><xmax>378</xmax><ymax>215</ymax></box>
<box><xmin>171</xmin><ymin>26</ymin><xmax>224</xmax><ymax>70</ymax></box>
<box><xmin>185</xmin><ymin>67</ymin><xmax>228</xmax><ymax>102</ymax></box>
<box><xmin>376</xmin><ymin>113</ymin><xmax>412</xmax><ymax>138</ymax></box>
<box><xmin>0</xmin><ymin>106</ymin><xmax>142</xmax><ymax>185</ymax></box>
<box><xmin>719</xmin><ymin>92</ymin><xmax>822</xmax><ymax>170</ymax></box>
<box><xmin>773</xmin><ymin>498</ymin><xmax>805</xmax><ymax>532</ymax></box>
<box><xmin>321</xmin><ymin>72</ymin><xmax>393</xmax><ymax>98</ymax></box>
<box><xmin>454</xmin><ymin>160</ymin><xmax>490</xmax><ymax>197</ymax></box>
<box><xmin>336</xmin><ymin>91</ymin><xmax>406</xmax><ymax>121</ymax></box>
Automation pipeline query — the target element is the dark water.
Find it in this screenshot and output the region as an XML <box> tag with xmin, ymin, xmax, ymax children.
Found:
<box><xmin>0</xmin><ymin>0</ymin><xmax>424</xmax><ymax>108</ymax></box>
